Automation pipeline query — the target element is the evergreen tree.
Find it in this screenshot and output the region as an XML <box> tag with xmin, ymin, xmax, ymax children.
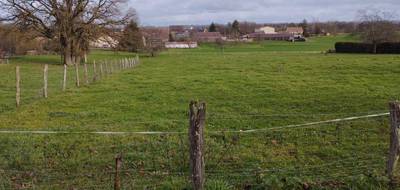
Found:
<box><xmin>301</xmin><ymin>19</ymin><xmax>310</xmax><ymax>37</ymax></box>
<box><xmin>119</xmin><ymin>20</ymin><xmax>142</xmax><ymax>52</ymax></box>
<box><xmin>209</xmin><ymin>22</ymin><xmax>217</xmax><ymax>32</ymax></box>
<box><xmin>231</xmin><ymin>20</ymin><xmax>240</xmax><ymax>38</ymax></box>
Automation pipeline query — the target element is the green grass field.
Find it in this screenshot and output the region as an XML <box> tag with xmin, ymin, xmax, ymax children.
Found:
<box><xmin>0</xmin><ymin>35</ymin><xmax>399</xmax><ymax>189</ymax></box>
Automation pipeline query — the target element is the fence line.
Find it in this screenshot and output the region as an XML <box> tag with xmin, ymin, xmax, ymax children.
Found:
<box><xmin>10</xmin><ymin>56</ymin><xmax>139</xmax><ymax>108</ymax></box>
<box><xmin>0</xmin><ymin>111</ymin><xmax>389</xmax><ymax>135</ymax></box>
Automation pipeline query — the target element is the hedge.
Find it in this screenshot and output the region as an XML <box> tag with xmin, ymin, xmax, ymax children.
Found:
<box><xmin>335</xmin><ymin>42</ymin><xmax>400</xmax><ymax>54</ymax></box>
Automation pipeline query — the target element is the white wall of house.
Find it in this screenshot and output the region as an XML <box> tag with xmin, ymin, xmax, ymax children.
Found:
<box><xmin>90</xmin><ymin>36</ymin><xmax>118</xmax><ymax>49</ymax></box>
<box><xmin>255</xmin><ymin>26</ymin><xmax>276</xmax><ymax>34</ymax></box>
<box><xmin>165</xmin><ymin>42</ymin><xmax>198</xmax><ymax>49</ymax></box>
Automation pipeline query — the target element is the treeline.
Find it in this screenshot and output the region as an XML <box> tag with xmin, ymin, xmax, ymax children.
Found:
<box><xmin>0</xmin><ymin>24</ymin><xmax>60</xmax><ymax>56</ymax></box>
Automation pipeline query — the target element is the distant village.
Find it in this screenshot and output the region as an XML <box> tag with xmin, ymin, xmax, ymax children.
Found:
<box><xmin>93</xmin><ymin>22</ymin><xmax>329</xmax><ymax>50</ymax></box>
<box><xmin>0</xmin><ymin>20</ymin><xmax>343</xmax><ymax>57</ymax></box>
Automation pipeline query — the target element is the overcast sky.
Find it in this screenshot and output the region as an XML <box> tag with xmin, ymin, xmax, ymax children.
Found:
<box><xmin>128</xmin><ymin>0</ymin><xmax>399</xmax><ymax>26</ymax></box>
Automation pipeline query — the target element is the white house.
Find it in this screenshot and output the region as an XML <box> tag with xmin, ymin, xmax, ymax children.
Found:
<box><xmin>255</xmin><ymin>26</ymin><xmax>277</xmax><ymax>34</ymax></box>
<box><xmin>90</xmin><ymin>36</ymin><xmax>118</xmax><ymax>49</ymax></box>
<box><xmin>165</xmin><ymin>42</ymin><xmax>198</xmax><ymax>49</ymax></box>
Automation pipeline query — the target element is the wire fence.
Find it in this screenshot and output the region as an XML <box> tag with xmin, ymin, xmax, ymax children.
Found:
<box><xmin>0</xmin><ymin>56</ymin><xmax>139</xmax><ymax>113</ymax></box>
<box><xmin>0</xmin><ymin>110</ymin><xmax>391</xmax><ymax>189</ymax></box>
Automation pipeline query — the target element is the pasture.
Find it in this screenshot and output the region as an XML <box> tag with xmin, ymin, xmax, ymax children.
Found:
<box><xmin>0</xmin><ymin>35</ymin><xmax>399</xmax><ymax>189</ymax></box>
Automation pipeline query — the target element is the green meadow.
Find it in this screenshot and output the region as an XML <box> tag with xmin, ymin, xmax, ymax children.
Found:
<box><xmin>0</xmin><ymin>35</ymin><xmax>399</xmax><ymax>189</ymax></box>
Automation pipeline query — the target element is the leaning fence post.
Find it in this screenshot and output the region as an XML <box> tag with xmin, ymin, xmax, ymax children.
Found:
<box><xmin>63</xmin><ymin>64</ymin><xmax>67</xmax><ymax>91</ymax></box>
<box><xmin>388</xmin><ymin>102</ymin><xmax>400</xmax><ymax>181</ymax></box>
<box><xmin>75</xmin><ymin>62</ymin><xmax>80</xmax><ymax>87</ymax></box>
<box><xmin>114</xmin><ymin>154</ymin><xmax>122</xmax><ymax>190</ymax></box>
<box><xmin>189</xmin><ymin>101</ymin><xmax>206</xmax><ymax>190</ymax></box>
<box><xmin>16</xmin><ymin>66</ymin><xmax>20</xmax><ymax>107</ymax></box>
<box><xmin>43</xmin><ymin>64</ymin><xmax>48</xmax><ymax>98</ymax></box>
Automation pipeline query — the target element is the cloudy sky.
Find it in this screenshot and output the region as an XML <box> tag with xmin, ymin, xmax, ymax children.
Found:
<box><xmin>127</xmin><ymin>0</ymin><xmax>399</xmax><ymax>26</ymax></box>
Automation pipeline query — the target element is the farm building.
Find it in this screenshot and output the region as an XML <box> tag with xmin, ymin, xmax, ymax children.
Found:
<box><xmin>90</xmin><ymin>36</ymin><xmax>118</xmax><ymax>49</ymax></box>
<box><xmin>165</xmin><ymin>42</ymin><xmax>198</xmax><ymax>49</ymax></box>
<box><xmin>194</xmin><ymin>32</ymin><xmax>223</xmax><ymax>42</ymax></box>
<box><xmin>255</xmin><ymin>26</ymin><xmax>277</xmax><ymax>34</ymax></box>
<box><xmin>247</xmin><ymin>33</ymin><xmax>294</xmax><ymax>41</ymax></box>
<box><xmin>286</xmin><ymin>27</ymin><xmax>304</xmax><ymax>35</ymax></box>
<box><xmin>141</xmin><ymin>27</ymin><xmax>170</xmax><ymax>43</ymax></box>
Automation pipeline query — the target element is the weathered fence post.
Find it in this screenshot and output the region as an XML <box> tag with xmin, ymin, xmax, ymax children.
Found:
<box><xmin>114</xmin><ymin>154</ymin><xmax>122</xmax><ymax>190</ymax></box>
<box><xmin>388</xmin><ymin>102</ymin><xmax>400</xmax><ymax>182</ymax></box>
<box><xmin>75</xmin><ymin>63</ymin><xmax>80</xmax><ymax>87</ymax></box>
<box><xmin>105</xmin><ymin>62</ymin><xmax>109</xmax><ymax>75</ymax></box>
<box><xmin>100</xmin><ymin>62</ymin><xmax>104</xmax><ymax>78</ymax></box>
<box><xmin>110</xmin><ymin>61</ymin><xmax>115</xmax><ymax>74</ymax></box>
<box><xmin>84</xmin><ymin>63</ymin><xmax>89</xmax><ymax>85</ymax></box>
<box><xmin>16</xmin><ymin>66</ymin><xmax>20</xmax><ymax>107</ymax></box>
<box><xmin>93</xmin><ymin>61</ymin><xmax>97</xmax><ymax>81</ymax></box>
<box><xmin>43</xmin><ymin>64</ymin><xmax>48</xmax><ymax>98</ymax></box>
<box><xmin>189</xmin><ymin>101</ymin><xmax>206</xmax><ymax>190</ymax></box>
<box><xmin>63</xmin><ymin>64</ymin><xmax>67</xmax><ymax>91</ymax></box>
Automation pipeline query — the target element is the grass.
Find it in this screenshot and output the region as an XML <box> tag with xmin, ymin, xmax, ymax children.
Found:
<box><xmin>0</xmin><ymin>34</ymin><xmax>398</xmax><ymax>189</ymax></box>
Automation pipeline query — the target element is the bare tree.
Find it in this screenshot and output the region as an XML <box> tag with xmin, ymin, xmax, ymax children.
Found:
<box><xmin>0</xmin><ymin>0</ymin><xmax>133</xmax><ymax>65</ymax></box>
<box><xmin>357</xmin><ymin>9</ymin><xmax>399</xmax><ymax>53</ymax></box>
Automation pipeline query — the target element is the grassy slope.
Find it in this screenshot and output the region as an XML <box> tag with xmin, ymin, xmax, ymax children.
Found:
<box><xmin>0</xmin><ymin>35</ymin><xmax>398</xmax><ymax>189</ymax></box>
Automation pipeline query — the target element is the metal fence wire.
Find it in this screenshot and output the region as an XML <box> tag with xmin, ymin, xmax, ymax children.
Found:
<box><xmin>0</xmin><ymin>112</ymin><xmax>392</xmax><ymax>189</ymax></box>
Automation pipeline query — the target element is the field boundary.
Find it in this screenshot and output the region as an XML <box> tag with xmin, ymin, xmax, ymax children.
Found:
<box><xmin>0</xmin><ymin>112</ymin><xmax>389</xmax><ymax>135</ymax></box>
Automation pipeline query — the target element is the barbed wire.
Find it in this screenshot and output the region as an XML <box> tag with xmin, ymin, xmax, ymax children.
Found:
<box><xmin>0</xmin><ymin>112</ymin><xmax>389</xmax><ymax>136</ymax></box>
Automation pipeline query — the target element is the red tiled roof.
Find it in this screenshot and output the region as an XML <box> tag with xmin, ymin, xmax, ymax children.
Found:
<box><xmin>286</xmin><ymin>27</ymin><xmax>304</xmax><ymax>33</ymax></box>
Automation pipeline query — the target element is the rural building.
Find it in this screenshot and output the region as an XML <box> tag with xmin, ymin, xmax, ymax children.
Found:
<box><xmin>141</xmin><ymin>27</ymin><xmax>170</xmax><ymax>43</ymax></box>
<box><xmin>169</xmin><ymin>25</ymin><xmax>196</xmax><ymax>41</ymax></box>
<box><xmin>193</xmin><ymin>32</ymin><xmax>223</xmax><ymax>42</ymax></box>
<box><xmin>247</xmin><ymin>33</ymin><xmax>294</xmax><ymax>41</ymax></box>
<box><xmin>255</xmin><ymin>26</ymin><xmax>277</xmax><ymax>34</ymax></box>
<box><xmin>286</xmin><ymin>27</ymin><xmax>304</xmax><ymax>35</ymax></box>
<box><xmin>90</xmin><ymin>36</ymin><xmax>118</xmax><ymax>49</ymax></box>
<box><xmin>165</xmin><ymin>42</ymin><xmax>198</xmax><ymax>49</ymax></box>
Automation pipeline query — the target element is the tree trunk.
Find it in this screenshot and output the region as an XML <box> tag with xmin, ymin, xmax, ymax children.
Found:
<box><xmin>61</xmin><ymin>35</ymin><xmax>74</xmax><ymax>66</ymax></box>
<box><xmin>75</xmin><ymin>56</ymin><xmax>81</xmax><ymax>65</ymax></box>
<box><xmin>63</xmin><ymin>48</ymin><xmax>74</xmax><ymax>66</ymax></box>
<box><xmin>83</xmin><ymin>52</ymin><xmax>87</xmax><ymax>63</ymax></box>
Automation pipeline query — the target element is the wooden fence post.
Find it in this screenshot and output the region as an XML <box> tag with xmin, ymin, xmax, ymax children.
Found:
<box><xmin>93</xmin><ymin>61</ymin><xmax>97</xmax><ymax>81</ymax></box>
<box><xmin>43</xmin><ymin>64</ymin><xmax>48</xmax><ymax>98</ymax></box>
<box><xmin>63</xmin><ymin>64</ymin><xmax>67</xmax><ymax>91</ymax></box>
<box><xmin>105</xmin><ymin>62</ymin><xmax>109</xmax><ymax>75</ymax></box>
<box><xmin>189</xmin><ymin>101</ymin><xmax>206</xmax><ymax>190</ymax></box>
<box><xmin>75</xmin><ymin>63</ymin><xmax>80</xmax><ymax>87</ymax></box>
<box><xmin>84</xmin><ymin>63</ymin><xmax>89</xmax><ymax>85</ymax></box>
<box><xmin>110</xmin><ymin>61</ymin><xmax>114</xmax><ymax>74</ymax></box>
<box><xmin>100</xmin><ymin>62</ymin><xmax>104</xmax><ymax>78</ymax></box>
<box><xmin>16</xmin><ymin>66</ymin><xmax>20</xmax><ymax>107</ymax></box>
<box><xmin>388</xmin><ymin>102</ymin><xmax>400</xmax><ymax>181</ymax></box>
<box><xmin>114</xmin><ymin>154</ymin><xmax>122</xmax><ymax>190</ymax></box>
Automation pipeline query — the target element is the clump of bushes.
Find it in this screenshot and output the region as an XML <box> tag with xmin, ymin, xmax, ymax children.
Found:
<box><xmin>335</xmin><ymin>42</ymin><xmax>400</xmax><ymax>54</ymax></box>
